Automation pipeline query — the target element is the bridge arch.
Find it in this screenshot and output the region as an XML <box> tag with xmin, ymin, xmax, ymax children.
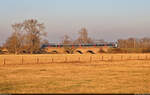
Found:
<box><xmin>75</xmin><ymin>50</ymin><xmax>83</xmax><ymax>54</ymax></box>
<box><xmin>50</xmin><ymin>50</ymin><xmax>59</xmax><ymax>54</ymax></box>
<box><xmin>86</xmin><ymin>50</ymin><xmax>95</xmax><ymax>54</ymax></box>
<box><xmin>43</xmin><ymin>46</ymin><xmax>110</xmax><ymax>54</ymax></box>
<box><xmin>65</xmin><ymin>50</ymin><xmax>70</xmax><ymax>54</ymax></box>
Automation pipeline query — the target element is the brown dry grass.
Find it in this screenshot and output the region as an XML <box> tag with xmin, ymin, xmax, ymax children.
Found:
<box><xmin>0</xmin><ymin>57</ymin><xmax>150</xmax><ymax>93</ymax></box>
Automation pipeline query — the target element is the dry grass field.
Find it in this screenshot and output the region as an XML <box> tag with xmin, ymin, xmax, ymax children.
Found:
<box><xmin>0</xmin><ymin>54</ymin><xmax>150</xmax><ymax>93</ymax></box>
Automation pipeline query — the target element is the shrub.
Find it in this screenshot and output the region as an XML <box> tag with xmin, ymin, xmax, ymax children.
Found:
<box><xmin>142</xmin><ymin>48</ymin><xmax>150</xmax><ymax>53</ymax></box>
<box><xmin>108</xmin><ymin>48</ymin><xmax>127</xmax><ymax>53</ymax></box>
<box><xmin>99</xmin><ymin>49</ymin><xmax>106</xmax><ymax>53</ymax></box>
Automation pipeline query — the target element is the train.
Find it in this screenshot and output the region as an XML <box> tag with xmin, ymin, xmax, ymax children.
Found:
<box><xmin>41</xmin><ymin>42</ymin><xmax>118</xmax><ymax>48</ymax></box>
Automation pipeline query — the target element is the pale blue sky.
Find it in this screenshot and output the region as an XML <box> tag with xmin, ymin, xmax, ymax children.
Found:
<box><xmin>0</xmin><ymin>0</ymin><xmax>150</xmax><ymax>44</ymax></box>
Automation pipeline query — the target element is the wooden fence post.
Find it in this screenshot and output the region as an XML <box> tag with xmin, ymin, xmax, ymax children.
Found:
<box><xmin>90</xmin><ymin>56</ymin><xmax>92</xmax><ymax>63</ymax></box>
<box><xmin>21</xmin><ymin>56</ymin><xmax>23</xmax><ymax>64</ymax></box>
<box><xmin>146</xmin><ymin>55</ymin><xmax>148</xmax><ymax>60</ymax></box>
<box><xmin>102</xmin><ymin>56</ymin><xmax>103</xmax><ymax>61</ymax></box>
<box><xmin>51</xmin><ymin>57</ymin><xmax>53</xmax><ymax>63</ymax></box>
<box><xmin>78</xmin><ymin>57</ymin><xmax>80</xmax><ymax>62</ymax></box>
<box><xmin>138</xmin><ymin>56</ymin><xmax>140</xmax><ymax>60</ymax></box>
<box><xmin>37</xmin><ymin>57</ymin><xmax>39</xmax><ymax>64</ymax></box>
<box><xmin>128</xmin><ymin>56</ymin><xmax>131</xmax><ymax>60</ymax></box>
<box><xmin>65</xmin><ymin>57</ymin><xmax>67</xmax><ymax>62</ymax></box>
<box><xmin>3</xmin><ymin>58</ymin><xmax>5</xmax><ymax>65</ymax></box>
<box><xmin>111</xmin><ymin>56</ymin><xmax>113</xmax><ymax>62</ymax></box>
<box><xmin>121</xmin><ymin>56</ymin><xmax>123</xmax><ymax>61</ymax></box>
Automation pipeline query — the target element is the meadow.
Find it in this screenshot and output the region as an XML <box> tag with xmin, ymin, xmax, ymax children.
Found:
<box><xmin>0</xmin><ymin>54</ymin><xmax>150</xmax><ymax>93</ymax></box>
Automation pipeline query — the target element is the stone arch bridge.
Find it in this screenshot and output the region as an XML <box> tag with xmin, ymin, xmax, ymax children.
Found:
<box><xmin>42</xmin><ymin>43</ymin><xmax>117</xmax><ymax>54</ymax></box>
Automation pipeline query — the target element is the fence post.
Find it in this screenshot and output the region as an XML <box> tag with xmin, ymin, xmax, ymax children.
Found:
<box><xmin>102</xmin><ymin>56</ymin><xmax>103</xmax><ymax>61</ymax></box>
<box><xmin>111</xmin><ymin>56</ymin><xmax>113</xmax><ymax>62</ymax></box>
<box><xmin>90</xmin><ymin>56</ymin><xmax>92</xmax><ymax>63</ymax></box>
<box><xmin>78</xmin><ymin>57</ymin><xmax>80</xmax><ymax>62</ymax></box>
<box><xmin>37</xmin><ymin>57</ymin><xmax>39</xmax><ymax>64</ymax></box>
<box><xmin>3</xmin><ymin>58</ymin><xmax>5</xmax><ymax>65</ymax></box>
<box><xmin>146</xmin><ymin>55</ymin><xmax>148</xmax><ymax>60</ymax></box>
<box><xmin>128</xmin><ymin>56</ymin><xmax>131</xmax><ymax>60</ymax></box>
<box><xmin>21</xmin><ymin>56</ymin><xmax>23</xmax><ymax>64</ymax></box>
<box><xmin>65</xmin><ymin>57</ymin><xmax>67</xmax><ymax>62</ymax></box>
<box><xmin>138</xmin><ymin>56</ymin><xmax>140</xmax><ymax>60</ymax></box>
<box><xmin>121</xmin><ymin>56</ymin><xmax>123</xmax><ymax>61</ymax></box>
<box><xmin>51</xmin><ymin>57</ymin><xmax>53</xmax><ymax>63</ymax></box>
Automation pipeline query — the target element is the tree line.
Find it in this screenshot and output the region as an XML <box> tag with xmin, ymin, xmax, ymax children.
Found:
<box><xmin>118</xmin><ymin>38</ymin><xmax>150</xmax><ymax>48</ymax></box>
<box><xmin>1</xmin><ymin>19</ymin><xmax>150</xmax><ymax>54</ymax></box>
<box><xmin>0</xmin><ymin>19</ymin><xmax>96</xmax><ymax>54</ymax></box>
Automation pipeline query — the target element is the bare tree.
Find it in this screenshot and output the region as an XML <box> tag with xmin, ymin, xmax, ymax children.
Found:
<box><xmin>4</xmin><ymin>32</ymin><xmax>22</xmax><ymax>54</ymax></box>
<box><xmin>140</xmin><ymin>37</ymin><xmax>150</xmax><ymax>48</ymax></box>
<box><xmin>74</xmin><ymin>28</ymin><xmax>93</xmax><ymax>44</ymax></box>
<box><xmin>23</xmin><ymin>19</ymin><xmax>46</xmax><ymax>54</ymax></box>
<box><xmin>4</xmin><ymin>23</ymin><xmax>24</xmax><ymax>54</ymax></box>
<box><xmin>117</xmin><ymin>39</ymin><xmax>124</xmax><ymax>48</ymax></box>
<box><xmin>62</xmin><ymin>34</ymin><xmax>72</xmax><ymax>45</ymax></box>
<box><xmin>117</xmin><ymin>37</ymin><xmax>150</xmax><ymax>49</ymax></box>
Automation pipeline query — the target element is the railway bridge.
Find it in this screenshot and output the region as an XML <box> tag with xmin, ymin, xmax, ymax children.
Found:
<box><xmin>42</xmin><ymin>43</ymin><xmax>117</xmax><ymax>54</ymax></box>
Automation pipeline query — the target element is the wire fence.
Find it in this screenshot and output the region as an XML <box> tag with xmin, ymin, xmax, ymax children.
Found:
<box><xmin>0</xmin><ymin>54</ymin><xmax>150</xmax><ymax>65</ymax></box>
